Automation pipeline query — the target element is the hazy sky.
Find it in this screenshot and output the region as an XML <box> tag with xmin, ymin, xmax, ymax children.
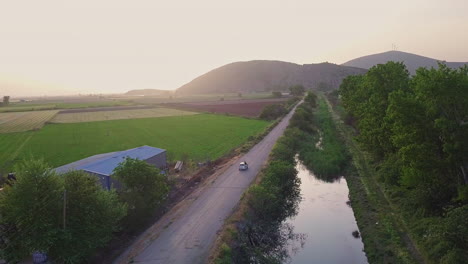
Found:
<box><xmin>1</xmin><ymin>0</ymin><xmax>467</xmax><ymax>96</ymax></box>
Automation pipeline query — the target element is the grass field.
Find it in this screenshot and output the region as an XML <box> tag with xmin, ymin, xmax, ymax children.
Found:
<box><xmin>0</xmin><ymin>110</ymin><xmax>59</xmax><ymax>133</ymax></box>
<box><xmin>0</xmin><ymin>114</ymin><xmax>270</xmax><ymax>173</ymax></box>
<box><xmin>51</xmin><ymin>108</ymin><xmax>197</xmax><ymax>123</ymax></box>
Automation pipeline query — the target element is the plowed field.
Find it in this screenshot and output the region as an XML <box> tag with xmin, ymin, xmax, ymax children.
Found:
<box><xmin>166</xmin><ymin>98</ymin><xmax>289</xmax><ymax>117</ymax></box>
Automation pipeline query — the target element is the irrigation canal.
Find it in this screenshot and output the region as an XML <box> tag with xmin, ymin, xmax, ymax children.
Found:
<box><xmin>286</xmin><ymin>159</ymin><xmax>368</xmax><ymax>264</ymax></box>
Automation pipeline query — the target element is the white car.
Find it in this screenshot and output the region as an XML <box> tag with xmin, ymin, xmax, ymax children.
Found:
<box><xmin>239</xmin><ymin>161</ymin><xmax>248</xmax><ymax>171</ymax></box>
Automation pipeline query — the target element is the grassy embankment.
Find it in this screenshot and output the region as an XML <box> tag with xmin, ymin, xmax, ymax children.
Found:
<box><xmin>325</xmin><ymin>96</ymin><xmax>421</xmax><ymax>264</ymax></box>
<box><xmin>0</xmin><ymin>114</ymin><xmax>270</xmax><ymax>174</ymax></box>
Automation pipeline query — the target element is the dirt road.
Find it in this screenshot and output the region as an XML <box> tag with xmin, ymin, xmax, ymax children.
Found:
<box><xmin>114</xmin><ymin>104</ymin><xmax>299</xmax><ymax>264</ymax></box>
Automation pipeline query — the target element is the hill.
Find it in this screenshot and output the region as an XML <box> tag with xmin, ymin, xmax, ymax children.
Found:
<box><xmin>176</xmin><ymin>60</ymin><xmax>366</xmax><ymax>94</ymax></box>
<box><xmin>125</xmin><ymin>89</ymin><xmax>171</xmax><ymax>96</ymax></box>
<box><xmin>342</xmin><ymin>50</ymin><xmax>468</xmax><ymax>74</ymax></box>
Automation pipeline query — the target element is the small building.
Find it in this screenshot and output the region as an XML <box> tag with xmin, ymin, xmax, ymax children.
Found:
<box><xmin>55</xmin><ymin>146</ymin><xmax>167</xmax><ymax>190</ymax></box>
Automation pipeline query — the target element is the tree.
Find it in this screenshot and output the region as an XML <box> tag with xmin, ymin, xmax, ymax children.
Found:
<box><xmin>289</xmin><ymin>85</ymin><xmax>305</xmax><ymax>96</ymax></box>
<box><xmin>2</xmin><ymin>96</ymin><xmax>9</xmax><ymax>106</ymax></box>
<box><xmin>0</xmin><ymin>160</ymin><xmax>127</xmax><ymax>263</ymax></box>
<box><xmin>340</xmin><ymin>62</ymin><xmax>410</xmax><ymax>159</ymax></box>
<box><xmin>304</xmin><ymin>92</ymin><xmax>317</xmax><ymax>108</ymax></box>
<box><xmin>272</xmin><ymin>91</ymin><xmax>282</xmax><ymax>98</ymax></box>
<box><xmin>259</xmin><ymin>104</ymin><xmax>286</xmax><ymax>120</ymax></box>
<box><xmin>0</xmin><ymin>160</ymin><xmax>63</xmax><ymax>263</ymax></box>
<box><xmin>49</xmin><ymin>171</ymin><xmax>127</xmax><ymax>263</ymax></box>
<box><xmin>113</xmin><ymin>158</ymin><xmax>169</xmax><ymax>225</ymax></box>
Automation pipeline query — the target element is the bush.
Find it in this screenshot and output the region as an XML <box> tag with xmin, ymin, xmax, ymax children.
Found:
<box><xmin>289</xmin><ymin>85</ymin><xmax>305</xmax><ymax>96</ymax></box>
<box><xmin>272</xmin><ymin>91</ymin><xmax>282</xmax><ymax>98</ymax></box>
<box><xmin>259</xmin><ymin>104</ymin><xmax>287</xmax><ymax>120</ymax></box>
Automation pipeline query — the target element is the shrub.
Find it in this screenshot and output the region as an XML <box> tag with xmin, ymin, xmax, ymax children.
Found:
<box><xmin>259</xmin><ymin>104</ymin><xmax>287</xmax><ymax>120</ymax></box>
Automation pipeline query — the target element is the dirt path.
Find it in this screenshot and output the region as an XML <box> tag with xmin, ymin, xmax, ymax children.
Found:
<box><xmin>113</xmin><ymin>104</ymin><xmax>299</xmax><ymax>264</ymax></box>
<box><xmin>323</xmin><ymin>96</ymin><xmax>426</xmax><ymax>264</ymax></box>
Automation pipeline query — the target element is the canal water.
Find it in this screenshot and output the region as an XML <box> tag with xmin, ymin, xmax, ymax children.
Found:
<box><xmin>287</xmin><ymin>160</ymin><xmax>368</xmax><ymax>264</ymax></box>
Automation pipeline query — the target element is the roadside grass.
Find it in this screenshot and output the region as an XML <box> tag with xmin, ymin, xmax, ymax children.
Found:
<box><xmin>0</xmin><ymin>114</ymin><xmax>270</xmax><ymax>174</ymax></box>
<box><xmin>325</xmin><ymin>96</ymin><xmax>421</xmax><ymax>264</ymax></box>
<box><xmin>51</xmin><ymin>107</ymin><xmax>196</xmax><ymax>123</ymax></box>
<box><xmin>0</xmin><ymin>110</ymin><xmax>59</xmax><ymax>133</ymax></box>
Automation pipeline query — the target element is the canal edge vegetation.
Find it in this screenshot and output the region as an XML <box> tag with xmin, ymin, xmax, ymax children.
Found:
<box><xmin>210</xmin><ymin>92</ymin><xmax>319</xmax><ymax>263</ymax></box>
<box><xmin>331</xmin><ymin>62</ymin><xmax>467</xmax><ymax>264</ymax></box>
<box><xmin>325</xmin><ymin>94</ymin><xmax>421</xmax><ymax>264</ymax></box>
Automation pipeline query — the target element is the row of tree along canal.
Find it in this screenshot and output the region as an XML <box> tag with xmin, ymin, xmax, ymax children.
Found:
<box><xmin>215</xmin><ymin>93</ymin><xmax>368</xmax><ymax>263</ymax></box>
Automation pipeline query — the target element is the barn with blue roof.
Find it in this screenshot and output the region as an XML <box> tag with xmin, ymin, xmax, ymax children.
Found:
<box><xmin>55</xmin><ymin>146</ymin><xmax>167</xmax><ymax>190</ymax></box>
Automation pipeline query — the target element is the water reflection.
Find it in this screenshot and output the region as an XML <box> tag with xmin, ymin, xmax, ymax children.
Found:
<box><xmin>232</xmin><ymin>159</ymin><xmax>367</xmax><ymax>264</ymax></box>
<box><xmin>287</xmin><ymin>160</ymin><xmax>368</xmax><ymax>264</ymax></box>
<box><xmin>233</xmin><ymin>160</ymin><xmax>305</xmax><ymax>264</ymax></box>
<box><xmin>299</xmin><ymin>161</ymin><xmax>343</xmax><ymax>183</ymax></box>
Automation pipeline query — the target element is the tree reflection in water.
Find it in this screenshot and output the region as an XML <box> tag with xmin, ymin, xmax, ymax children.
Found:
<box><xmin>231</xmin><ymin>163</ymin><xmax>306</xmax><ymax>264</ymax></box>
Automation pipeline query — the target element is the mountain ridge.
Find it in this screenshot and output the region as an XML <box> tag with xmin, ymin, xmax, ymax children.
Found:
<box><xmin>342</xmin><ymin>50</ymin><xmax>468</xmax><ymax>74</ymax></box>
<box><xmin>176</xmin><ymin>60</ymin><xmax>367</xmax><ymax>94</ymax></box>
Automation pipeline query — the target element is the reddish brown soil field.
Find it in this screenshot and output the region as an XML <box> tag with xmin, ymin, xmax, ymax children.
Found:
<box><xmin>164</xmin><ymin>98</ymin><xmax>289</xmax><ymax>117</ymax></box>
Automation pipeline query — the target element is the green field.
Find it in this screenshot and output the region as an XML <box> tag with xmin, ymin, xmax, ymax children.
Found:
<box><xmin>0</xmin><ymin>110</ymin><xmax>59</xmax><ymax>133</ymax></box>
<box><xmin>0</xmin><ymin>114</ymin><xmax>270</xmax><ymax>173</ymax></box>
<box><xmin>51</xmin><ymin>108</ymin><xmax>197</xmax><ymax>123</ymax></box>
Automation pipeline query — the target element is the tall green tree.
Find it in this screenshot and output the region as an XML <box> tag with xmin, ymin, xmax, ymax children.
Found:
<box><xmin>0</xmin><ymin>160</ymin><xmax>127</xmax><ymax>263</ymax></box>
<box><xmin>113</xmin><ymin>158</ymin><xmax>169</xmax><ymax>225</ymax></box>
<box><xmin>340</xmin><ymin>62</ymin><xmax>410</xmax><ymax>159</ymax></box>
<box><xmin>0</xmin><ymin>160</ymin><xmax>63</xmax><ymax>263</ymax></box>
<box><xmin>50</xmin><ymin>171</ymin><xmax>127</xmax><ymax>263</ymax></box>
<box><xmin>411</xmin><ymin>64</ymin><xmax>468</xmax><ymax>187</ymax></box>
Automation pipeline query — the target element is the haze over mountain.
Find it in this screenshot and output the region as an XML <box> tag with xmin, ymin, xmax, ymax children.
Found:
<box><xmin>176</xmin><ymin>61</ymin><xmax>366</xmax><ymax>94</ymax></box>
<box><xmin>343</xmin><ymin>50</ymin><xmax>468</xmax><ymax>74</ymax></box>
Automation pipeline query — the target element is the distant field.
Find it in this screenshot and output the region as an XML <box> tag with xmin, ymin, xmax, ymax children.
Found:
<box><xmin>0</xmin><ymin>114</ymin><xmax>270</xmax><ymax>173</ymax></box>
<box><xmin>166</xmin><ymin>98</ymin><xmax>289</xmax><ymax>117</ymax></box>
<box><xmin>0</xmin><ymin>100</ymin><xmax>135</xmax><ymax>113</ymax></box>
<box><xmin>115</xmin><ymin>92</ymin><xmax>275</xmax><ymax>105</ymax></box>
<box><xmin>51</xmin><ymin>107</ymin><xmax>197</xmax><ymax>123</ymax></box>
<box><xmin>0</xmin><ymin>110</ymin><xmax>59</xmax><ymax>133</ymax></box>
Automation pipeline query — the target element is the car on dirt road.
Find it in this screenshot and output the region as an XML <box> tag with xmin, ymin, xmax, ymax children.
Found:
<box><xmin>239</xmin><ymin>161</ymin><xmax>248</xmax><ymax>171</ymax></box>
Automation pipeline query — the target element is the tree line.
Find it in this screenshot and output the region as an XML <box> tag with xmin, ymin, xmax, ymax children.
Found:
<box><xmin>0</xmin><ymin>158</ymin><xmax>168</xmax><ymax>263</ymax></box>
<box><xmin>339</xmin><ymin>62</ymin><xmax>468</xmax><ymax>263</ymax></box>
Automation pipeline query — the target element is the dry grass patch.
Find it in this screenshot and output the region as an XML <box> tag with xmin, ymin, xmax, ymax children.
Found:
<box><xmin>0</xmin><ymin>110</ymin><xmax>59</xmax><ymax>133</ymax></box>
<box><xmin>51</xmin><ymin>107</ymin><xmax>197</xmax><ymax>123</ymax></box>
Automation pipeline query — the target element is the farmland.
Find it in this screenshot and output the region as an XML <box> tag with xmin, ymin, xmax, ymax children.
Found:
<box><xmin>0</xmin><ymin>114</ymin><xmax>270</xmax><ymax>173</ymax></box>
<box><xmin>165</xmin><ymin>98</ymin><xmax>290</xmax><ymax>117</ymax></box>
<box><xmin>51</xmin><ymin>107</ymin><xmax>196</xmax><ymax>123</ymax></box>
<box><xmin>0</xmin><ymin>100</ymin><xmax>135</xmax><ymax>113</ymax></box>
<box><xmin>0</xmin><ymin>110</ymin><xmax>59</xmax><ymax>133</ymax></box>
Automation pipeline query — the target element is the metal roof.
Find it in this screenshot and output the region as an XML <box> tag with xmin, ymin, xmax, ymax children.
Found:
<box><xmin>55</xmin><ymin>146</ymin><xmax>166</xmax><ymax>176</ymax></box>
